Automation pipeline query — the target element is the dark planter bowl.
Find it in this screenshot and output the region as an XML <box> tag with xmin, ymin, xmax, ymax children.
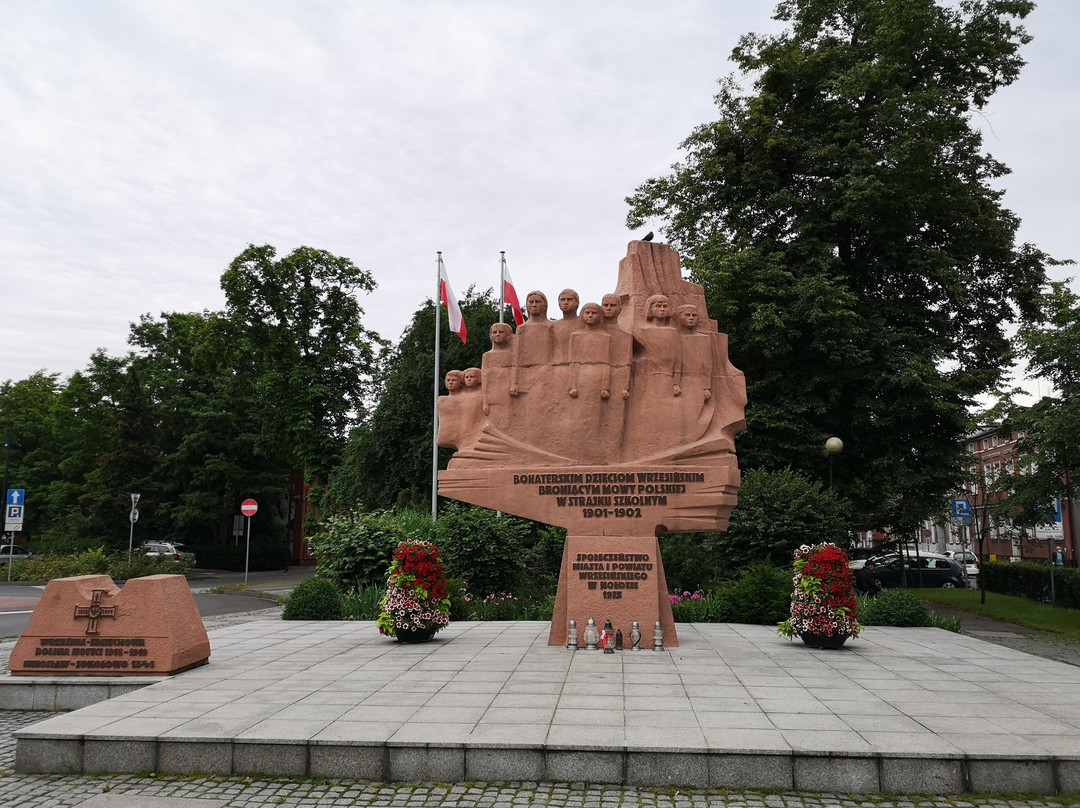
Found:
<box><xmin>395</xmin><ymin>625</ymin><xmax>438</xmax><ymax>644</ymax></box>
<box><xmin>799</xmin><ymin>631</ymin><xmax>849</xmax><ymax>650</ymax></box>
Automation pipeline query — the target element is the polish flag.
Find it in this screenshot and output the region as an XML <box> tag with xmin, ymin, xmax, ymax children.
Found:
<box><xmin>439</xmin><ymin>264</ymin><xmax>467</xmax><ymax>343</ymax></box>
<box><xmin>503</xmin><ymin>265</ymin><xmax>525</xmax><ymax>327</ymax></box>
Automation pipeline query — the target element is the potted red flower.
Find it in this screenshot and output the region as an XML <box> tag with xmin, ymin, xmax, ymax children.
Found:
<box><xmin>777</xmin><ymin>543</ymin><xmax>861</xmax><ymax>648</ymax></box>
<box><xmin>377</xmin><ymin>540</ymin><xmax>451</xmax><ymax>642</ymax></box>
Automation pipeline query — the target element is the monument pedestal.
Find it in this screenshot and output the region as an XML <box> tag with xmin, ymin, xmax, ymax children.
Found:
<box><xmin>8</xmin><ymin>574</ymin><xmax>210</xmax><ymax>677</ymax></box>
<box><xmin>549</xmin><ymin>535</ymin><xmax>676</xmax><ymax>648</ymax></box>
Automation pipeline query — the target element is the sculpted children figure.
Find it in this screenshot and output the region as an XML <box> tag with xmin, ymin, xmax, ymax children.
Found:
<box><xmin>568</xmin><ymin>303</ymin><xmax>612</xmax><ymax>400</ymax></box>
<box><xmin>482</xmin><ymin>322</ymin><xmax>514</xmax><ymax>430</ymax></box>
<box><xmin>567</xmin><ymin>302</ymin><xmax>617</xmax><ymax>461</ymax></box>
<box><xmin>509</xmin><ymin>291</ymin><xmax>554</xmax><ymax>397</ymax></box>
<box><xmin>675</xmin><ymin>304</ymin><xmax>715</xmax><ymax>443</ymax></box>
<box><xmin>626</xmin><ymin>294</ymin><xmax>683</xmax><ymax>458</ymax></box>
<box><xmin>436</xmin><ymin>370</ymin><xmax>467</xmax><ymax>450</ymax></box>
<box><xmin>457</xmin><ymin>367</ymin><xmax>485</xmax><ymax>451</ymax></box>
<box><xmin>509</xmin><ymin>292</ymin><xmax>557</xmax><ymax>446</ymax></box>
<box><xmin>635</xmin><ymin>294</ymin><xmax>682</xmax><ymax>398</ymax></box>
<box><xmin>601</xmin><ymin>293</ymin><xmax>633</xmax><ymax>402</ymax></box>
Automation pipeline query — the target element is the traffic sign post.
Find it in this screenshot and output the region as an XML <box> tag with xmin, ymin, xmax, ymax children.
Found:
<box><xmin>241</xmin><ymin>499</ymin><xmax>258</xmax><ymax>585</ymax></box>
<box><xmin>5</xmin><ymin>490</ymin><xmax>26</xmax><ymax>583</ymax></box>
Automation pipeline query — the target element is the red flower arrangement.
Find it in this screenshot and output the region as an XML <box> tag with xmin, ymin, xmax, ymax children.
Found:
<box><xmin>777</xmin><ymin>543</ymin><xmax>861</xmax><ymax>641</ymax></box>
<box><xmin>377</xmin><ymin>540</ymin><xmax>451</xmax><ymax>638</ymax></box>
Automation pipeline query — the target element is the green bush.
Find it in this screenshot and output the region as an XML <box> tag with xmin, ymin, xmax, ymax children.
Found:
<box><xmin>446</xmin><ymin>578</ymin><xmax>470</xmax><ymax>621</ymax></box>
<box><xmin>308</xmin><ymin>509</ymin><xmax>431</xmax><ymax>590</ymax></box>
<box><xmin>8</xmin><ymin>550</ymin><xmax>185</xmax><ymax>581</ymax></box>
<box><xmin>982</xmin><ymin>561</ymin><xmax>1080</xmax><ymax>609</ymax></box>
<box><xmin>341</xmin><ymin>584</ymin><xmax>384</xmax><ymax>620</ymax></box>
<box><xmin>858</xmin><ymin>589</ymin><xmax>933</xmax><ymax>627</ymax></box>
<box><xmin>658</xmin><ymin>469</ymin><xmax>849</xmax><ymax>587</ymax></box>
<box><xmin>435</xmin><ymin>503</ymin><xmax>531</xmax><ymax>597</ymax></box>
<box><xmin>282</xmin><ymin>577</ymin><xmax>344</xmax><ymax>620</ymax></box>
<box><xmin>711</xmin><ymin>564</ymin><xmax>793</xmax><ymax>624</ymax></box>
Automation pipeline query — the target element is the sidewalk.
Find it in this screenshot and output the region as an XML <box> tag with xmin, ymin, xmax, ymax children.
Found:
<box><xmin>4</xmin><ymin>608</ymin><xmax>1080</xmax><ymax>805</ymax></box>
<box><xmin>10</xmin><ymin>618</ymin><xmax>1080</xmax><ymax>795</ymax></box>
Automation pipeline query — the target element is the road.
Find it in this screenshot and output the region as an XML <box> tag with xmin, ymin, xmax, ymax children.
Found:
<box><xmin>0</xmin><ymin>565</ymin><xmax>314</xmax><ymax>639</ymax></box>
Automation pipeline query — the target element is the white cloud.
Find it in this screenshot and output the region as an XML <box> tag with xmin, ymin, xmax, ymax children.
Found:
<box><xmin>0</xmin><ymin>0</ymin><xmax>1075</xmax><ymax>387</ymax></box>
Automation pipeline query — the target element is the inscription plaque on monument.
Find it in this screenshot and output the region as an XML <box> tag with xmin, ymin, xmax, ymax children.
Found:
<box><xmin>438</xmin><ymin>240</ymin><xmax>746</xmax><ymax>646</ymax></box>
<box><xmin>8</xmin><ymin>574</ymin><xmax>211</xmax><ymax>676</ymax></box>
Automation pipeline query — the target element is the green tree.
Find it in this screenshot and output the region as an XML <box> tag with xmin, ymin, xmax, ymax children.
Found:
<box><xmin>992</xmin><ymin>281</ymin><xmax>1080</xmax><ymax>527</ymax></box>
<box><xmin>328</xmin><ymin>288</ymin><xmax>501</xmax><ymax>511</ymax></box>
<box><xmin>661</xmin><ymin>468</ymin><xmax>847</xmax><ymax>588</ymax></box>
<box><xmin>627</xmin><ymin>0</ymin><xmax>1053</xmax><ymax>532</ymax></box>
<box><xmin>128</xmin><ymin>310</ymin><xmax>285</xmax><ymax>547</ymax></box>
<box><xmin>220</xmin><ymin>245</ymin><xmax>383</xmax><ymax>482</ymax></box>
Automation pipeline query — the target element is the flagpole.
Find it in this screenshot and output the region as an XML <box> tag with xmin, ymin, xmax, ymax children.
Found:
<box><xmin>499</xmin><ymin>251</ymin><xmax>506</xmax><ymax>325</ymax></box>
<box><xmin>432</xmin><ymin>252</ymin><xmax>442</xmax><ymax>520</ymax></box>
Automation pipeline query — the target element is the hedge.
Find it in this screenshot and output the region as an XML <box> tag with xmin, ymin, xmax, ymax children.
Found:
<box><xmin>981</xmin><ymin>561</ymin><xmax>1080</xmax><ymax>609</ymax></box>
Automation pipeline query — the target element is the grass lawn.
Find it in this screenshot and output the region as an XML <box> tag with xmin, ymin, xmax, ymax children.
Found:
<box><xmin>918</xmin><ymin>588</ymin><xmax>1080</xmax><ymax>642</ymax></box>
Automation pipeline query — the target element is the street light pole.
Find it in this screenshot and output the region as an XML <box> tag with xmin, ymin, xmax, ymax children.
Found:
<box><xmin>824</xmin><ymin>437</ymin><xmax>844</xmax><ymax>490</ymax></box>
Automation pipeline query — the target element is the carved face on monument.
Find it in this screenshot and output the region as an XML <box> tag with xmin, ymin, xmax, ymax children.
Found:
<box><xmin>601</xmin><ymin>294</ymin><xmax>622</xmax><ymax>322</ymax></box>
<box><xmin>558</xmin><ymin>289</ymin><xmax>580</xmax><ymax>319</ymax></box>
<box><xmin>463</xmin><ymin>367</ymin><xmax>482</xmax><ymax>389</ymax></box>
<box><xmin>580</xmin><ymin>303</ymin><xmax>602</xmax><ymax>326</ymax></box>
<box><xmin>677</xmin><ymin>305</ymin><xmax>698</xmax><ymax>330</ymax></box>
<box><xmin>445</xmin><ymin>370</ymin><xmax>464</xmax><ymax>393</ymax></box>
<box><xmin>526</xmin><ymin>292</ymin><xmax>548</xmax><ymax>320</ymax></box>
<box><xmin>489</xmin><ymin>322</ymin><xmax>513</xmax><ymax>347</ymax></box>
<box><xmin>645</xmin><ymin>294</ymin><xmax>671</xmax><ymax>323</ymax></box>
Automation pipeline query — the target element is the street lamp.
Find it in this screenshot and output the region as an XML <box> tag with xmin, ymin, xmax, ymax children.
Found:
<box><xmin>824</xmin><ymin>437</ymin><xmax>844</xmax><ymax>490</ymax></box>
<box><xmin>127</xmin><ymin>493</ymin><xmax>141</xmax><ymax>565</ymax></box>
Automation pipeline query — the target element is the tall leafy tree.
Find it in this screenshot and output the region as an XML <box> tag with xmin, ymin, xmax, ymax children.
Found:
<box><xmin>626</xmin><ymin>0</ymin><xmax>1053</xmax><ymax>532</ymax></box>
<box><xmin>991</xmin><ymin>281</ymin><xmax>1080</xmax><ymax>527</ymax></box>
<box><xmin>329</xmin><ymin>288</ymin><xmax>501</xmax><ymax>511</ymax></box>
<box><xmin>220</xmin><ymin>245</ymin><xmax>383</xmax><ymax>481</ymax></box>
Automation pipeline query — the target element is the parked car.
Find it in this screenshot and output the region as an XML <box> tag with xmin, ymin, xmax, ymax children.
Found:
<box><xmin>944</xmin><ymin>550</ymin><xmax>979</xmax><ymax>577</ymax></box>
<box><xmin>0</xmin><ymin>545</ymin><xmax>39</xmax><ymax>565</ymax></box>
<box><xmin>142</xmin><ymin>541</ymin><xmax>196</xmax><ymax>566</ymax></box>
<box><xmin>869</xmin><ymin>552</ymin><xmax>966</xmax><ymax>589</ymax></box>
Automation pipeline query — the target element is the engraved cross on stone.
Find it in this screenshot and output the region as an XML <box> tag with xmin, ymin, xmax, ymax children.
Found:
<box><xmin>73</xmin><ymin>589</ymin><xmax>117</xmax><ymax>635</ymax></box>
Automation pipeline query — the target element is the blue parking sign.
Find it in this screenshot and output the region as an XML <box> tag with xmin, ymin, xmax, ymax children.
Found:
<box><xmin>951</xmin><ymin>498</ymin><xmax>973</xmax><ymax>519</ymax></box>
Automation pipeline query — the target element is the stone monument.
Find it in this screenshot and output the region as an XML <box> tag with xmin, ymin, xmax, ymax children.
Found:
<box><xmin>438</xmin><ymin>240</ymin><xmax>746</xmax><ymax>647</ymax></box>
<box><xmin>8</xmin><ymin>574</ymin><xmax>211</xmax><ymax>676</ymax></box>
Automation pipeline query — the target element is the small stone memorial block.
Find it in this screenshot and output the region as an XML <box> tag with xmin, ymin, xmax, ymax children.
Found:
<box><xmin>437</xmin><ymin>240</ymin><xmax>747</xmax><ymax>647</ymax></box>
<box><xmin>8</xmin><ymin>574</ymin><xmax>211</xmax><ymax>676</ymax></box>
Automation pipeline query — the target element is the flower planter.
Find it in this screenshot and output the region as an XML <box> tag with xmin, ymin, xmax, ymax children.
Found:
<box><xmin>395</xmin><ymin>625</ymin><xmax>438</xmax><ymax>644</ymax></box>
<box><xmin>778</xmin><ymin>543</ymin><xmax>861</xmax><ymax>647</ymax></box>
<box><xmin>377</xmin><ymin>540</ymin><xmax>451</xmax><ymax>642</ymax></box>
<box><xmin>799</xmin><ymin>631</ymin><xmax>849</xmax><ymax>650</ymax></box>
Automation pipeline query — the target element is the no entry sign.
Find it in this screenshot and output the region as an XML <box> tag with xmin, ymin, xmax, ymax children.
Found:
<box><xmin>241</xmin><ymin>499</ymin><xmax>258</xmax><ymax>517</ymax></box>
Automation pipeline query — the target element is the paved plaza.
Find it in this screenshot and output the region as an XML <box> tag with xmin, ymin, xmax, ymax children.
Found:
<box><xmin>2</xmin><ymin>615</ymin><xmax>1080</xmax><ymax>806</ymax></box>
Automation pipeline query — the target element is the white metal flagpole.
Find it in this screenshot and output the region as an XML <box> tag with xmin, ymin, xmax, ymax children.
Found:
<box><xmin>499</xmin><ymin>251</ymin><xmax>506</xmax><ymax>324</ymax></box>
<box><xmin>432</xmin><ymin>252</ymin><xmax>443</xmax><ymax>520</ymax></box>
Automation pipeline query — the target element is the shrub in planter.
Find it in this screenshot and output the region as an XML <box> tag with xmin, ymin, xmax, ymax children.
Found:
<box><xmin>777</xmin><ymin>543</ymin><xmax>861</xmax><ymax>643</ymax></box>
<box><xmin>376</xmin><ymin>540</ymin><xmax>451</xmax><ymax>639</ymax></box>
<box><xmin>282</xmin><ymin>577</ymin><xmax>344</xmax><ymax>620</ymax></box>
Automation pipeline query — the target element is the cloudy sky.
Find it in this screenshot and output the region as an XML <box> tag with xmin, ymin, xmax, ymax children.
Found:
<box><xmin>2</xmin><ymin>1</ymin><xmax>1077</xmax><ymax>390</ymax></box>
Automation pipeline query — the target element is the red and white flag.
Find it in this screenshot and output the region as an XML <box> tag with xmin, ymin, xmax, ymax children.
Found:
<box><xmin>439</xmin><ymin>263</ymin><xmax>467</xmax><ymax>343</ymax></box>
<box><xmin>502</xmin><ymin>264</ymin><xmax>525</xmax><ymax>327</ymax></box>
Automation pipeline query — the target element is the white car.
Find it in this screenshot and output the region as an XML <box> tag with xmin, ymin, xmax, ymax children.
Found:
<box><xmin>944</xmin><ymin>550</ymin><xmax>979</xmax><ymax>577</ymax></box>
<box><xmin>0</xmin><ymin>545</ymin><xmax>39</xmax><ymax>565</ymax></box>
<box><xmin>142</xmin><ymin>541</ymin><xmax>197</xmax><ymax>566</ymax></box>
